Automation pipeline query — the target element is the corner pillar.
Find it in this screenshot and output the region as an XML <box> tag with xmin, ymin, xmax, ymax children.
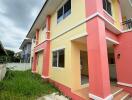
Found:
<box><xmin>86</xmin><ymin>17</ymin><xmax>112</xmax><ymax>99</ymax></box>
<box><xmin>36</xmin><ymin>29</ymin><xmax>39</xmax><ymax>45</ymax></box>
<box><xmin>42</xmin><ymin>15</ymin><xmax>51</xmax><ymax>79</ymax></box>
<box><xmin>32</xmin><ymin>52</ymin><xmax>37</xmax><ymax>73</ymax></box>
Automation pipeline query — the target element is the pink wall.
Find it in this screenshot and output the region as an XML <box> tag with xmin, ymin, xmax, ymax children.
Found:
<box><xmin>105</xmin><ymin>29</ymin><xmax>119</xmax><ymax>42</ymax></box>
<box><xmin>42</xmin><ymin>16</ymin><xmax>51</xmax><ymax>78</ymax></box>
<box><xmin>114</xmin><ymin>31</ymin><xmax>132</xmax><ymax>94</ymax></box>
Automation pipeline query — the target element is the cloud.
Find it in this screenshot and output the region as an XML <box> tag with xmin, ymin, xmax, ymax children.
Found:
<box><xmin>0</xmin><ymin>0</ymin><xmax>44</xmax><ymax>52</ymax></box>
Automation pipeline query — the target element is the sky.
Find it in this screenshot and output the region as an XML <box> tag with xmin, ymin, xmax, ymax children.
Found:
<box><xmin>0</xmin><ymin>0</ymin><xmax>45</xmax><ymax>52</ymax></box>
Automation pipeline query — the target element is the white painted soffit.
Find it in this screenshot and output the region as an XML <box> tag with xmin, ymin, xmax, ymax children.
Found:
<box><xmin>26</xmin><ymin>0</ymin><xmax>64</xmax><ymax>38</ymax></box>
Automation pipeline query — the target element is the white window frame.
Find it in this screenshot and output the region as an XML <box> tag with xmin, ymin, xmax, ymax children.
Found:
<box><xmin>52</xmin><ymin>48</ymin><xmax>65</xmax><ymax>68</ymax></box>
<box><xmin>57</xmin><ymin>0</ymin><xmax>71</xmax><ymax>23</ymax></box>
<box><xmin>103</xmin><ymin>0</ymin><xmax>113</xmax><ymax>16</ymax></box>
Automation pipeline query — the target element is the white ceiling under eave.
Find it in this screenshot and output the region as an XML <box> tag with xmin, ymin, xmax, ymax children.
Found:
<box><xmin>26</xmin><ymin>0</ymin><xmax>64</xmax><ymax>39</ymax></box>
<box><xmin>120</xmin><ymin>0</ymin><xmax>132</xmax><ymax>19</ymax></box>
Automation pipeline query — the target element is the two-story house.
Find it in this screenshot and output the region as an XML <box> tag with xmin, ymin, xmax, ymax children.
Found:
<box><xmin>20</xmin><ymin>39</ymin><xmax>31</xmax><ymax>63</ymax></box>
<box><xmin>26</xmin><ymin>0</ymin><xmax>132</xmax><ymax>99</ymax></box>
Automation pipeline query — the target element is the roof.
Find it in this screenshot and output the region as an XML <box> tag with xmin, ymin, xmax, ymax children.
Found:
<box><xmin>0</xmin><ymin>41</ymin><xmax>7</xmax><ymax>56</ymax></box>
<box><xmin>26</xmin><ymin>0</ymin><xmax>64</xmax><ymax>38</ymax></box>
<box><xmin>19</xmin><ymin>38</ymin><xmax>31</xmax><ymax>50</ymax></box>
<box><xmin>26</xmin><ymin>0</ymin><xmax>48</xmax><ymax>38</ymax></box>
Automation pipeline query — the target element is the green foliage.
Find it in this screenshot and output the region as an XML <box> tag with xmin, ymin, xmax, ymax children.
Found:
<box><xmin>0</xmin><ymin>49</ymin><xmax>21</xmax><ymax>63</ymax></box>
<box><xmin>0</xmin><ymin>69</ymin><xmax>58</xmax><ymax>100</ymax></box>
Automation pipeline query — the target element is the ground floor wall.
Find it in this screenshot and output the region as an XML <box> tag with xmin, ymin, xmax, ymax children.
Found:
<box><xmin>49</xmin><ymin>23</ymin><xmax>87</xmax><ymax>91</ymax></box>
<box><xmin>31</xmin><ymin>18</ymin><xmax>132</xmax><ymax>96</ymax></box>
<box><xmin>114</xmin><ymin>31</ymin><xmax>132</xmax><ymax>94</ymax></box>
<box><xmin>36</xmin><ymin>51</ymin><xmax>43</xmax><ymax>75</ymax></box>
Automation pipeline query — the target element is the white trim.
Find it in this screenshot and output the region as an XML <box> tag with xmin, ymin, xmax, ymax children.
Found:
<box><xmin>52</xmin><ymin>48</ymin><xmax>65</xmax><ymax>68</ymax></box>
<box><xmin>32</xmin><ymin>71</ymin><xmax>37</xmax><ymax>73</ymax></box>
<box><xmin>41</xmin><ymin>75</ymin><xmax>49</xmax><ymax>79</ymax></box>
<box><xmin>122</xmin><ymin>28</ymin><xmax>132</xmax><ymax>33</ymax></box>
<box><xmin>103</xmin><ymin>10</ymin><xmax>115</xmax><ymax>22</ymax></box>
<box><xmin>52</xmin><ymin>47</ymin><xmax>65</xmax><ymax>51</ymax></box>
<box><xmin>51</xmin><ymin>13</ymin><xmax>100</xmax><ymax>41</ymax></box>
<box><xmin>97</xmin><ymin>13</ymin><xmax>122</xmax><ymax>33</ymax></box>
<box><xmin>129</xmin><ymin>0</ymin><xmax>132</xmax><ymax>7</ymax></box>
<box><xmin>45</xmin><ymin>39</ymin><xmax>50</xmax><ymax>41</ymax></box>
<box><xmin>117</xmin><ymin>82</ymin><xmax>132</xmax><ymax>88</ymax></box>
<box><xmin>106</xmin><ymin>37</ymin><xmax>119</xmax><ymax>44</ymax></box>
<box><xmin>46</xmin><ymin>31</ymin><xmax>50</xmax><ymax>33</ymax></box>
<box><xmin>51</xmin><ymin>12</ymin><xmax>122</xmax><ymax>41</ymax></box>
<box><xmin>89</xmin><ymin>93</ymin><xmax>113</xmax><ymax>100</ymax></box>
<box><xmin>33</xmin><ymin>12</ymin><xmax>131</xmax><ymax>45</ymax></box>
<box><xmin>35</xmin><ymin>48</ymin><xmax>43</xmax><ymax>53</ymax></box>
<box><xmin>112</xmin><ymin>88</ymin><xmax>123</xmax><ymax>96</ymax></box>
<box><xmin>81</xmin><ymin>83</ymin><xmax>89</xmax><ymax>88</ymax></box>
<box><xmin>56</xmin><ymin>0</ymin><xmax>68</xmax><ymax>12</ymax></box>
<box><xmin>70</xmin><ymin>32</ymin><xmax>88</xmax><ymax>40</ymax></box>
<box><xmin>121</xmin><ymin>93</ymin><xmax>130</xmax><ymax>100</ymax></box>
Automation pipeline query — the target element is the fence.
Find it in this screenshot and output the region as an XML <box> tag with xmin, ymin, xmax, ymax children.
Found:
<box><xmin>122</xmin><ymin>18</ymin><xmax>132</xmax><ymax>30</ymax></box>
<box><xmin>6</xmin><ymin>63</ymin><xmax>31</xmax><ymax>71</ymax></box>
<box><xmin>0</xmin><ymin>64</ymin><xmax>6</xmax><ymax>81</ymax></box>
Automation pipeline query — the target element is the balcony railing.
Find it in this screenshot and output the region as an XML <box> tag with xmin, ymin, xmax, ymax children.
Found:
<box><xmin>122</xmin><ymin>18</ymin><xmax>132</xmax><ymax>30</ymax></box>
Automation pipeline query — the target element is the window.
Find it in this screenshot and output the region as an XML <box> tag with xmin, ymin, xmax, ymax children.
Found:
<box><xmin>57</xmin><ymin>7</ymin><xmax>63</xmax><ymax>23</ymax></box>
<box><xmin>52</xmin><ymin>49</ymin><xmax>65</xmax><ymax>68</ymax></box>
<box><xmin>103</xmin><ymin>0</ymin><xmax>112</xmax><ymax>16</ymax></box>
<box><xmin>53</xmin><ymin>51</ymin><xmax>57</xmax><ymax>67</ymax></box>
<box><xmin>57</xmin><ymin>0</ymin><xmax>71</xmax><ymax>23</ymax></box>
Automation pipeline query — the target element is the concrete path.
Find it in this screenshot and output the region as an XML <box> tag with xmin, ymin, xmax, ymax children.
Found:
<box><xmin>37</xmin><ymin>93</ymin><xmax>69</xmax><ymax>100</ymax></box>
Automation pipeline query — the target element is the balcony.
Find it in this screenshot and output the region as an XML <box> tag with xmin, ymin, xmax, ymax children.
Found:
<box><xmin>122</xmin><ymin>18</ymin><xmax>132</xmax><ymax>30</ymax></box>
<box><xmin>120</xmin><ymin>0</ymin><xmax>132</xmax><ymax>31</ymax></box>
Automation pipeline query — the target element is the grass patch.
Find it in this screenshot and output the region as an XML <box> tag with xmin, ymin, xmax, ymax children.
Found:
<box><xmin>0</xmin><ymin>69</ymin><xmax>58</xmax><ymax>100</ymax></box>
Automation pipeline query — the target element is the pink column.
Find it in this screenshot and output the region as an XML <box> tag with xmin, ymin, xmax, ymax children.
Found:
<box><xmin>87</xmin><ymin>17</ymin><xmax>111</xmax><ymax>99</ymax></box>
<box><xmin>36</xmin><ymin>29</ymin><xmax>39</xmax><ymax>45</ymax></box>
<box><xmin>42</xmin><ymin>15</ymin><xmax>51</xmax><ymax>78</ymax></box>
<box><xmin>85</xmin><ymin>0</ymin><xmax>112</xmax><ymax>99</ymax></box>
<box><xmin>32</xmin><ymin>29</ymin><xmax>39</xmax><ymax>73</ymax></box>
<box><xmin>32</xmin><ymin>52</ymin><xmax>37</xmax><ymax>73</ymax></box>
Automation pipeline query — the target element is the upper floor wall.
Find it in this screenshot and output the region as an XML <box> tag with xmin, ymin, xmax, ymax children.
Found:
<box><xmin>22</xmin><ymin>43</ymin><xmax>31</xmax><ymax>55</ymax></box>
<box><xmin>38</xmin><ymin>26</ymin><xmax>46</xmax><ymax>44</ymax></box>
<box><xmin>27</xmin><ymin>0</ymin><xmax>132</xmax><ymax>44</ymax></box>
<box><xmin>50</xmin><ymin>0</ymin><xmax>86</xmax><ymax>39</ymax></box>
<box><xmin>103</xmin><ymin>0</ymin><xmax>122</xmax><ymax>29</ymax></box>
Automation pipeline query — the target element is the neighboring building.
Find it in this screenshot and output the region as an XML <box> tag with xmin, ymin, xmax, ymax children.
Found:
<box><xmin>26</xmin><ymin>0</ymin><xmax>132</xmax><ymax>99</ymax></box>
<box><xmin>19</xmin><ymin>39</ymin><xmax>31</xmax><ymax>63</ymax></box>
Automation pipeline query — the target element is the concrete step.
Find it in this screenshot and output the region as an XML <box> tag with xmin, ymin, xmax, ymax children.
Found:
<box><xmin>113</xmin><ymin>88</ymin><xmax>123</xmax><ymax>96</ymax></box>
<box><xmin>113</xmin><ymin>91</ymin><xmax>130</xmax><ymax>100</ymax></box>
<box><xmin>125</xmin><ymin>96</ymin><xmax>132</xmax><ymax>100</ymax></box>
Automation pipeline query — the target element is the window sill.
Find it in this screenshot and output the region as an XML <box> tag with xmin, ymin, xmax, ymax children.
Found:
<box><xmin>52</xmin><ymin>67</ymin><xmax>64</xmax><ymax>69</ymax></box>
<box><xmin>103</xmin><ymin>10</ymin><xmax>115</xmax><ymax>24</ymax></box>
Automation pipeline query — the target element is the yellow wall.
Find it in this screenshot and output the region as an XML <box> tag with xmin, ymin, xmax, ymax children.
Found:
<box><xmin>38</xmin><ymin>27</ymin><xmax>46</xmax><ymax>44</ymax></box>
<box><xmin>112</xmin><ymin>0</ymin><xmax>122</xmax><ymax>29</ymax></box>
<box><xmin>49</xmin><ymin>0</ymin><xmax>86</xmax><ymax>90</ymax></box>
<box><xmin>70</xmin><ymin>42</ymin><xmax>87</xmax><ymax>90</ymax></box>
<box><xmin>36</xmin><ymin>51</ymin><xmax>43</xmax><ymax>75</ymax></box>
